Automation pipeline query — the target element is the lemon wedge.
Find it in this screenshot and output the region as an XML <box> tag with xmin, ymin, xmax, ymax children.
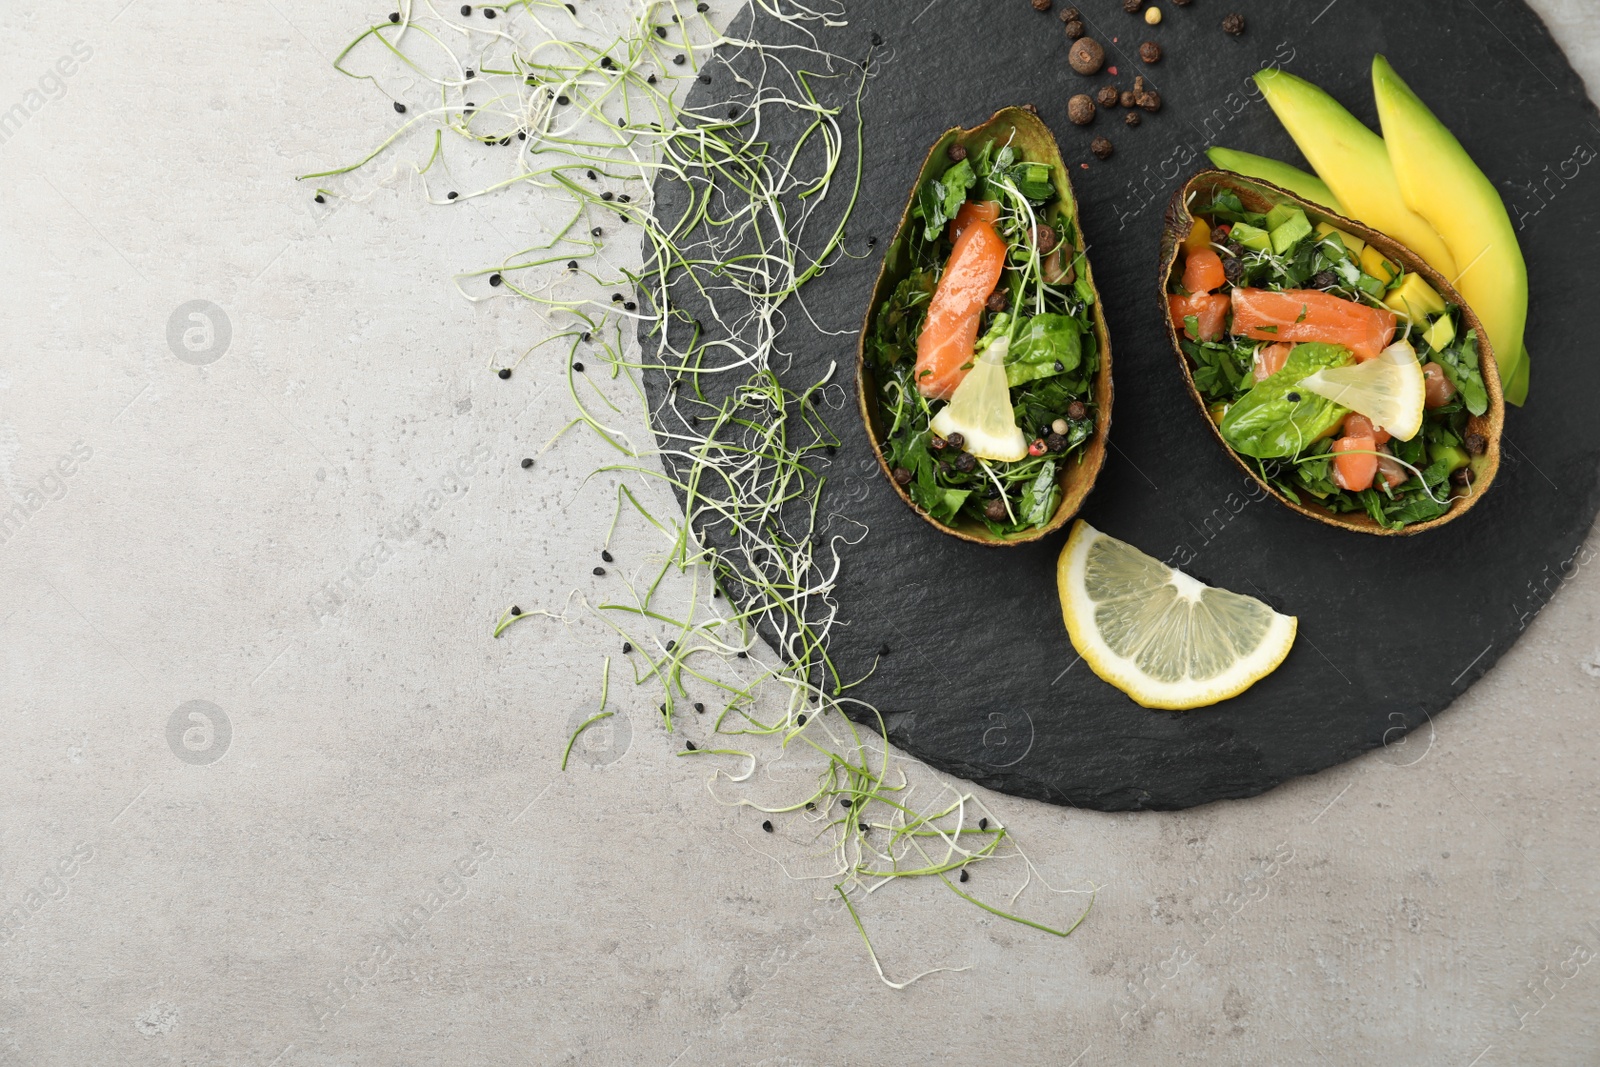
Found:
<box><xmin>929</xmin><ymin>335</ymin><xmax>1028</xmax><ymax>462</ymax></box>
<box><xmin>1057</xmin><ymin>521</ymin><xmax>1297</xmax><ymax>711</ymax></box>
<box><xmin>1298</xmin><ymin>338</ymin><xmax>1427</xmax><ymax>442</ymax></box>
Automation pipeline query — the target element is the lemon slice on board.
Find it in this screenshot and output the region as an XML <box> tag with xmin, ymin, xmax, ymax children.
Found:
<box><xmin>1299</xmin><ymin>338</ymin><xmax>1427</xmax><ymax>442</ymax></box>
<box><xmin>929</xmin><ymin>335</ymin><xmax>1028</xmax><ymax>462</ymax></box>
<box><xmin>1057</xmin><ymin>521</ymin><xmax>1297</xmax><ymax>711</ymax></box>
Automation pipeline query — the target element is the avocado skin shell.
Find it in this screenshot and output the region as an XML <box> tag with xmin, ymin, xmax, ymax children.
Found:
<box><xmin>856</xmin><ymin>106</ymin><xmax>1114</xmax><ymax>547</ymax></box>
<box><xmin>1159</xmin><ymin>169</ymin><xmax>1504</xmax><ymax>537</ymax></box>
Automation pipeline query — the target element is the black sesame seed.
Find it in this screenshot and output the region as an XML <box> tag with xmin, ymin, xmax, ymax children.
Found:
<box><xmin>697</xmin><ymin>1</ymin><xmax>708</xmax><ymax>9</ymax></box>
<box><xmin>694</xmin><ymin>702</ymin><xmax>705</xmax><ymax>713</ymax></box>
<box><xmin>959</xmin><ymin>869</ymin><xmax>969</xmax><ymax>883</ymax></box>
<box><xmin>447</xmin><ymin>191</ymin><xmax>459</xmax><ymax>200</ymax></box>
<box><xmin>581</xmin><ymin>332</ymin><xmax>592</xmax><ymax>342</ymax></box>
<box><xmin>573</xmin><ymin>362</ymin><xmax>585</xmax><ymax>372</ymax></box>
<box><xmin>737</xmin><ymin>651</ymin><xmax>748</xmax><ymax>659</ymax></box>
<box><xmin>647</xmin><ymin>74</ymin><xmax>657</xmax><ymax>84</ymax></box>
<box><xmin>618</xmin><ymin>194</ymin><xmax>631</xmax><ymax>203</ymax></box>
<box><xmin>686</xmin><ymin>740</ymin><xmax>697</xmax><ymax>751</ymax></box>
<box><xmin>980</xmin><ymin>817</ymin><xmax>989</xmax><ymax>830</ymax></box>
<box><xmin>673</xmin><ymin>53</ymin><xmax>686</xmax><ymax>65</ymax></box>
<box><xmin>489</xmin><ymin>273</ymin><xmax>502</xmax><ymax>286</ymax></box>
<box><xmin>314</xmin><ymin>194</ymin><xmax>325</xmax><ymax>203</ymax></box>
<box><xmin>587</xmin><ymin>170</ymin><xmax>597</xmax><ymax>180</ymax></box>
<box><xmin>871</xmin><ymin>31</ymin><xmax>882</xmax><ymax>46</ymax></box>
<box><xmin>624</xmin><ymin>302</ymin><xmax>637</xmax><ymax>311</ymax></box>
<box><xmin>656</xmin><ymin>26</ymin><xmax>667</xmax><ymax>37</ymax></box>
<box><xmin>601</xmin><ymin>550</ymin><xmax>614</xmax><ymax>562</ymax></box>
<box><xmin>483</xmin><ymin>7</ymin><xmax>495</xmax><ymax>17</ymax></box>
<box><xmin>623</xmin><ymin>642</ymin><xmax>633</xmax><ymax>653</ymax></box>
<box><xmin>839</xmin><ymin>798</ymin><xmax>853</xmax><ymax>808</ymax></box>
<box><xmin>698</xmin><ymin>73</ymin><xmax>712</xmax><ymax>84</ymax></box>
<box><xmin>728</xmin><ymin>106</ymin><xmax>740</xmax><ymax>118</ymax></box>
<box><xmin>666</xmin><ymin>640</ymin><xmax>676</xmax><ymax>651</ymax></box>
<box><xmin>510</xmin><ymin>605</ymin><xmax>521</xmax><ymax>615</ymax></box>
<box><xmin>593</xmin><ymin>566</ymin><xmax>606</xmax><ymax>576</ymax></box>
<box><xmin>465</xmin><ymin>69</ymin><xmax>475</xmax><ymax>79</ymax></box>
<box><xmin>460</xmin><ymin>4</ymin><xmax>471</xmax><ymax>13</ymax></box>
<box><xmin>612</xmin><ymin>292</ymin><xmax>624</xmax><ymax>302</ymax></box>
<box><xmin>497</xmin><ymin>367</ymin><xmax>511</xmax><ymax>379</ymax></box>
<box><xmin>520</xmin><ymin>457</ymin><xmax>533</xmax><ymax>469</ymax></box>
<box><xmin>797</xmin><ymin>714</ymin><xmax>807</xmax><ymax>725</ymax></box>
<box><xmin>564</xmin><ymin>1</ymin><xmax>573</xmax><ymax>11</ymax></box>
<box><xmin>388</xmin><ymin>12</ymin><xmax>400</xmax><ymax>23</ymax></box>
<box><xmin>393</xmin><ymin>101</ymin><xmax>407</xmax><ymax>113</ymax></box>
<box><xmin>878</xmin><ymin>643</ymin><xmax>891</xmax><ymax>656</ymax></box>
<box><xmin>762</xmin><ymin>820</ymin><xmax>773</xmax><ymax>833</ymax></box>
<box><xmin>600</xmin><ymin>56</ymin><xmax>614</xmax><ymax>70</ymax></box>
<box><xmin>1286</xmin><ymin>391</ymin><xmax>1302</xmax><ymax>403</ymax></box>
<box><xmin>602</xmin><ymin>191</ymin><xmax>615</xmax><ymax>201</ymax></box>
<box><xmin>518</xmin><ymin>131</ymin><xmax>526</xmax><ymax>140</ymax></box>
<box><xmin>566</xmin><ymin>260</ymin><xmax>578</xmax><ymax>271</ymax></box>
<box><xmin>591</xmin><ymin>227</ymin><xmax>603</xmax><ymax>237</ymax></box>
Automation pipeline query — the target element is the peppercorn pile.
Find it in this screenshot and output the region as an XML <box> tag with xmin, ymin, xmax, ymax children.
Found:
<box><xmin>1032</xmin><ymin>1</ymin><xmax>1251</xmax><ymax>163</ymax></box>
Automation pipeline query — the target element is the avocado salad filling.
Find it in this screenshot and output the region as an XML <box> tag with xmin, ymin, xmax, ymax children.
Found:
<box><xmin>867</xmin><ymin>138</ymin><xmax>1100</xmax><ymax>535</ymax></box>
<box><xmin>1170</xmin><ymin>191</ymin><xmax>1491</xmax><ymax>530</ymax></box>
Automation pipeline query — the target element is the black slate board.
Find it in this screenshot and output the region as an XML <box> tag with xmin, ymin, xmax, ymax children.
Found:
<box><xmin>647</xmin><ymin>0</ymin><xmax>1600</xmax><ymax>810</ymax></box>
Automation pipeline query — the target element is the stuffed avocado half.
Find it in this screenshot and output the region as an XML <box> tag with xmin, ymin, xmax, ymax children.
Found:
<box><xmin>858</xmin><ymin>107</ymin><xmax>1112</xmax><ymax>546</ymax></box>
<box><xmin>1161</xmin><ymin>171</ymin><xmax>1502</xmax><ymax>536</ymax></box>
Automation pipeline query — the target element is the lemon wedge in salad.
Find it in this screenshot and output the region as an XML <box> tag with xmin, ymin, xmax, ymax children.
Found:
<box><xmin>1298</xmin><ymin>338</ymin><xmax>1427</xmax><ymax>442</ymax></box>
<box><xmin>929</xmin><ymin>335</ymin><xmax>1028</xmax><ymax>462</ymax></box>
<box><xmin>1058</xmin><ymin>521</ymin><xmax>1297</xmax><ymax>711</ymax></box>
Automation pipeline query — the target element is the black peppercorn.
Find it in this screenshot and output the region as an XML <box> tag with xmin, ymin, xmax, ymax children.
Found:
<box><xmin>1047</xmin><ymin>432</ymin><xmax>1068</xmax><ymax>452</ymax></box>
<box><xmin>1059</xmin><ymin>6</ymin><xmax>1081</xmax><ymax>20</ymax></box>
<box><xmin>953</xmin><ymin>452</ymin><xmax>977</xmax><ymax>473</ymax></box>
<box><xmin>1121</xmin><ymin>89</ymin><xmax>1138</xmax><ymax>109</ymax></box>
<box><xmin>1222</xmin><ymin>12</ymin><xmax>1246</xmax><ymax>34</ymax></box>
<box><xmin>1063</xmin><ymin>19</ymin><xmax>1086</xmax><ymax>39</ymax></box>
<box><xmin>986</xmin><ymin>289</ymin><xmax>1009</xmax><ymax>312</ymax></box>
<box><xmin>1464</xmin><ymin>432</ymin><xmax>1487</xmax><ymax>455</ymax></box>
<box><xmin>1068</xmin><ymin>400</ymin><xmax>1088</xmax><ymax>420</ymax></box>
<box><xmin>1452</xmin><ymin>467</ymin><xmax>1475</xmax><ymax>487</ymax></box>
<box><xmin>1139</xmin><ymin>41</ymin><xmax>1162</xmax><ymax>64</ymax></box>
<box><xmin>1310</xmin><ymin>270</ymin><xmax>1337</xmax><ymax>290</ymax></box>
<box><xmin>947</xmin><ymin>142</ymin><xmax>969</xmax><ymax>163</ymax></box>
<box><xmin>1069</xmin><ymin>37</ymin><xmax>1105</xmax><ymax>75</ymax></box>
<box><xmin>1123</xmin><ymin>0</ymin><xmax>1142</xmax><ymax>11</ymax></box>
<box><xmin>1138</xmin><ymin>90</ymin><xmax>1162</xmax><ymax>112</ymax></box>
<box><xmin>1068</xmin><ymin>94</ymin><xmax>1096</xmax><ymax>126</ymax></box>
<box><xmin>1223</xmin><ymin>256</ymin><xmax>1244</xmax><ymax>284</ymax></box>
<box><xmin>891</xmin><ymin>466</ymin><xmax>913</xmax><ymax>486</ymax></box>
<box><xmin>1125</xmin><ymin>111</ymin><xmax>1141</xmax><ymax>127</ymax></box>
<box><xmin>931</xmin><ymin>435</ymin><xmax>948</xmax><ymax>451</ymax></box>
<box><xmin>1032</xmin><ymin>0</ymin><xmax>1051</xmax><ymax>10</ymax></box>
<box><xmin>984</xmin><ymin>498</ymin><xmax>1008</xmax><ymax>521</ymax></box>
<box><xmin>945</xmin><ymin>432</ymin><xmax>966</xmax><ymax>450</ymax></box>
<box><xmin>1091</xmin><ymin>136</ymin><xmax>1114</xmax><ymax>160</ymax></box>
<box><xmin>1096</xmin><ymin>84</ymin><xmax>1121</xmax><ymax>109</ymax></box>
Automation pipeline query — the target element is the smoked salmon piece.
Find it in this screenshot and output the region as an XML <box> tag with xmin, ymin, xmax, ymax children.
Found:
<box><xmin>916</xmin><ymin>214</ymin><xmax>1008</xmax><ymax>400</ymax></box>
<box><xmin>1251</xmin><ymin>342</ymin><xmax>1293</xmax><ymax>382</ymax></box>
<box><xmin>948</xmin><ymin>200</ymin><xmax>1000</xmax><ymax>244</ymax></box>
<box><xmin>1169</xmin><ymin>293</ymin><xmax>1230</xmax><ymax>342</ymax></box>
<box><xmin>1230</xmin><ymin>288</ymin><xmax>1397</xmax><ymax>362</ymax></box>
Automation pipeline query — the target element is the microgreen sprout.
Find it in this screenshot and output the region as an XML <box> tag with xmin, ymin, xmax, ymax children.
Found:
<box><xmin>308</xmin><ymin>0</ymin><xmax>1094</xmax><ymax>985</ymax></box>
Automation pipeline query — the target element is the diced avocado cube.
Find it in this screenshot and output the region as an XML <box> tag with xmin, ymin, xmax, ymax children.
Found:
<box><xmin>1230</xmin><ymin>222</ymin><xmax>1272</xmax><ymax>252</ymax></box>
<box><xmin>1360</xmin><ymin>245</ymin><xmax>1398</xmax><ymax>284</ymax></box>
<box><xmin>1422</xmin><ymin>314</ymin><xmax>1457</xmax><ymax>352</ymax></box>
<box><xmin>1385</xmin><ymin>272</ymin><xmax>1448</xmax><ymax>323</ymax></box>
<box><xmin>1429</xmin><ymin>442</ymin><xmax>1470</xmax><ymax>475</ymax></box>
<box><xmin>1314</xmin><ymin>221</ymin><xmax>1365</xmax><ymax>258</ymax></box>
<box><xmin>1265</xmin><ymin>203</ymin><xmax>1301</xmax><ymax>231</ymax></box>
<box><xmin>1270</xmin><ymin>212</ymin><xmax>1313</xmax><ymax>254</ymax></box>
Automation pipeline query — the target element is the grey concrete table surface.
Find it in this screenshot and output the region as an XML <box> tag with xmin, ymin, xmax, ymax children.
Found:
<box><xmin>2</xmin><ymin>1</ymin><xmax>1597</xmax><ymax>1064</ymax></box>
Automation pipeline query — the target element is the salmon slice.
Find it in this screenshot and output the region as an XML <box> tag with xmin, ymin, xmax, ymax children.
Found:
<box><xmin>916</xmin><ymin>215</ymin><xmax>1008</xmax><ymax>400</ymax></box>
<box><xmin>948</xmin><ymin>200</ymin><xmax>1000</xmax><ymax>244</ymax></box>
<box><xmin>1230</xmin><ymin>288</ymin><xmax>1397</xmax><ymax>362</ymax></box>
<box><xmin>1169</xmin><ymin>293</ymin><xmax>1230</xmax><ymax>342</ymax></box>
<box><xmin>1251</xmin><ymin>342</ymin><xmax>1294</xmax><ymax>382</ymax></box>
